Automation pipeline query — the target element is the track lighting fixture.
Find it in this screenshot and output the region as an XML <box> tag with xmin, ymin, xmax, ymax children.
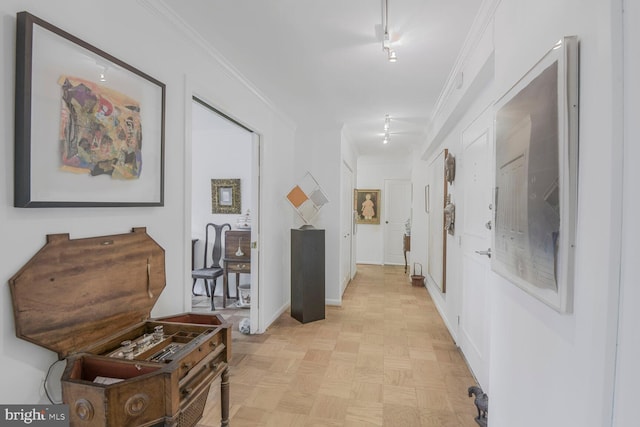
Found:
<box><xmin>382</xmin><ymin>0</ymin><xmax>397</xmax><ymax>62</ymax></box>
<box><xmin>383</xmin><ymin>114</ymin><xmax>391</xmax><ymax>144</ymax></box>
<box><xmin>383</xmin><ymin>32</ymin><xmax>391</xmax><ymax>51</ymax></box>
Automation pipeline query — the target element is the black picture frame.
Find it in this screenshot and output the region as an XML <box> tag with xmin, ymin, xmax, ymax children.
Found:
<box><xmin>15</xmin><ymin>11</ymin><xmax>165</xmax><ymax>207</ymax></box>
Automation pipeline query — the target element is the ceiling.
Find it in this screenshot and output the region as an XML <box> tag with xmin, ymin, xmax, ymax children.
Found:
<box><xmin>161</xmin><ymin>0</ymin><xmax>483</xmax><ymax>157</ymax></box>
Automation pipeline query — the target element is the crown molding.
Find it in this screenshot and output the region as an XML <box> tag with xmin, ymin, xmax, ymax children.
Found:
<box><xmin>430</xmin><ymin>0</ymin><xmax>501</xmax><ymax>117</ymax></box>
<box><xmin>137</xmin><ymin>0</ymin><xmax>296</xmax><ymax>130</ymax></box>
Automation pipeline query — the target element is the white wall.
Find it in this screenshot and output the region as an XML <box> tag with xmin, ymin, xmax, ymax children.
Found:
<box><xmin>409</xmin><ymin>155</ymin><xmax>429</xmax><ymax>281</ymax></box>
<box><xmin>612</xmin><ymin>0</ymin><xmax>640</xmax><ymax>425</ymax></box>
<box><xmin>412</xmin><ymin>0</ymin><xmax>627</xmax><ymax>425</ymax></box>
<box><xmin>285</xmin><ymin>125</ymin><xmax>358</xmax><ymax>307</ymax></box>
<box><xmin>490</xmin><ymin>1</ymin><xmax>622</xmax><ymax>425</ymax></box>
<box><xmin>0</xmin><ymin>0</ymin><xmax>295</xmax><ymax>404</ymax></box>
<box><xmin>292</xmin><ymin>126</ymin><xmax>343</xmax><ymax>305</ymax></box>
<box><xmin>341</xmin><ymin>128</ymin><xmax>358</xmax><ymax>285</ymax></box>
<box><xmin>415</xmin><ymin>82</ymin><xmax>494</xmax><ymax>340</ymax></box>
<box><xmin>355</xmin><ymin>155</ymin><xmax>412</xmax><ymax>264</ymax></box>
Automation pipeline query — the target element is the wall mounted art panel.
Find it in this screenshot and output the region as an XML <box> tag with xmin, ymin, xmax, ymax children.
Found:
<box><xmin>493</xmin><ymin>36</ymin><xmax>579</xmax><ymax>313</ymax></box>
<box><xmin>427</xmin><ymin>148</ymin><xmax>448</xmax><ymax>293</ymax></box>
<box><xmin>14</xmin><ymin>11</ymin><xmax>165</xmax><ymax>207</ymax></box>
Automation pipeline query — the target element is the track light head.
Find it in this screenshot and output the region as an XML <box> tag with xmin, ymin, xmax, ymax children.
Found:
<box><xmin>383</xmin><ymin>114</ymin><xmax>391</xmax><ymax>144</ymax></box>
<box><xmin>383</xmin><ymin>32</ymin><xmax>391</xmax><ymax>51</ymax></box>
<box><xmin>381</xmin><ymin>0</ymin><xmax>397</xmax><ymax>62</ymax></box>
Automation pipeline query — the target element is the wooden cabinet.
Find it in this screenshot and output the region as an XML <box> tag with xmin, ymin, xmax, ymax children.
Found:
<box><xmin>291</xmin><ymin>228</ymin><xmax>325</xmax><ymax>324</ymax></box>
<box><xmin>223</xmin><ymin>230</ymin><xmax>251</xmax><ymax>307</ymax></box>
<box><xmin>8</xmin><ymin>228</ymin><xmax>230</xmax><ymax>427</ymax></box>
<box><xmin>224</xmin><ymin>230</ymin><xmax>251</xmax><ymax>260</ymax></box>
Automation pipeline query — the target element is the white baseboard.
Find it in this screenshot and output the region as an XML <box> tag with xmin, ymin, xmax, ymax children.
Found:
<box><xmin>425</xmin><ymin>282</ymin><xmax>458</xmax><ymax>344</ymax></box>
<box><xmin>262</xmin><ymin>301</ymin><xmax>290</xmax><ymax>333</ymax></box>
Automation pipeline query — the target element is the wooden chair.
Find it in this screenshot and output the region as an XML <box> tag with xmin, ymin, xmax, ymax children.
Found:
<box><xmin>191</xmin><ymin>238</ymin><xmax>205</xmax><ymax>296</ymax></box>
<box><xmin>192</xmin><ymin>223</ymin><xmax>231</xmax><ymax>310</ymax></box>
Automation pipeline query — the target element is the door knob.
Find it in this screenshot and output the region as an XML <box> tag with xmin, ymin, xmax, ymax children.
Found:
<box><xmin>475</xmin><ymin>248</ymin><xmax>492</xmax><ymax>258</ymax></box>
<box><xmin>485</xmin><ymin>221</ymin><xmax>492</xmax><ymax>230</ymax></box>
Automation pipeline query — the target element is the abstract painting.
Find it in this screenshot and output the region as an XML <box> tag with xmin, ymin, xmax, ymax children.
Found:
<box><xmin>493</xmin><ymin>36</ymin><xmax>579</xmax><ymax>313</ymax></box>
<box><xmin>14</xmin><ymin>11</ymin><xmax>165</xmax><ymax>207</ymax></box>
<box><xmin>59</xmin><ymin>76</ymin><xmax>143</xmax><ymax>180</ymax></box>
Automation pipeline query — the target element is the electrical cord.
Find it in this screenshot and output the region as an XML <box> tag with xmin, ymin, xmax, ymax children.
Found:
<box><xmin>44</xmin><ymin>359</ymin><xmax>65</xmax><ymax>404</ymax></box>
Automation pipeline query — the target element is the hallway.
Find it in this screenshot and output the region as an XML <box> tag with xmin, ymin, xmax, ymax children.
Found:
<box><xmin>198</xmin><ymin>264</ymin><xmax>478</xmax><ymax>426</ymax></box>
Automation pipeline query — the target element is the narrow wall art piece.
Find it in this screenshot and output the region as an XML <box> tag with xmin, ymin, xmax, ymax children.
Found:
<box><xmin>427</xmin><ymin>149</ymin><xmax>448</xmax><ymax>293</ymax></box>
<box><xmin>493</xmin><ymin>36</ymin><xmax>579</xmax><ymax>313</ymax></box>
<box><xmin>14</xmin><ymin>11</ymin><xmax>165</xmax><ymax>207</ymax></box>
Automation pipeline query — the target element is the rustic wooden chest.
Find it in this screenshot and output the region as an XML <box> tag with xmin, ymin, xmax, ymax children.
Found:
<box><xmin>8</xmin><ymin>228</ymin><xmax>230</xmax><ymax>427</ymax></box>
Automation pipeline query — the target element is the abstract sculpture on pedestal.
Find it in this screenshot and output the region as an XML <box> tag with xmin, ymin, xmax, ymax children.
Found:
<box><xmin>285</xmin><ymin>172</ymin><xmax>329</xmax><ymax>228</ymax></box>
<box><xmin>287</xmin><ymin>173</ymin><xmax>327</xmax><ymax>324</ymax></box>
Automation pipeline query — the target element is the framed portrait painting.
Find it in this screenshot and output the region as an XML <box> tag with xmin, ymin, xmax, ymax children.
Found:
<box><xmin>354</xmin><ymin>189</ymin><xmax>381</xmax><ymax>224</ymax></box>
<box><xmin>492</xmin><ymin>36</ymin><xmax>579</xmax><ymax>313</ymax></box>
<box><xmin>14</xmin><ymin>11</ymin><xmax>165</xmax><ymax>207</ymax></box>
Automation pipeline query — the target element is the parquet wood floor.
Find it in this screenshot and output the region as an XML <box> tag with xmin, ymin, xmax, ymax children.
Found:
<box><xmin>196</xmin><ymin>264</ymin><xmax>479</xmax><ymax>427</ymax></box>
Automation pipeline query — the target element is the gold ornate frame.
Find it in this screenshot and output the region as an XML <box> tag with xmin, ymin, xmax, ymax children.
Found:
<box><xmin>211</xmin><ymin>179</ymin><xmax>241</xmax><ymax>214</ymax></box>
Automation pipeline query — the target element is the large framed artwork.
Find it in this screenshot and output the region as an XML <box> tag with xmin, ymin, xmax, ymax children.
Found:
<box><xmin>14</xmin><ymin>11</ymin><xmax>165</xmax><ymax>207</ymax></box>
<box><xmin>427</xmin><ymin>149</ymin><xmax>448</xmax><ymax>293</ymax></box>
<box><xmin>492</xmin><ymin>36</ymin><xmax>579</xmax><ymax>313</ymax></box>
<box><xmin>354</xmin><ymin>189</ymin><xmax>381</xmax><ymax>225</ymax></box>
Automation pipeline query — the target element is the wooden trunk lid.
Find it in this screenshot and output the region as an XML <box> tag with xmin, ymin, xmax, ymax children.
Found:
<box><xmin>9</xmin><ymin>227</ymin><xmax>166</xmax><ymax>358</ymax></box>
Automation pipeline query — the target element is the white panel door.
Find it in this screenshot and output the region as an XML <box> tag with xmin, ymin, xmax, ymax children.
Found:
<box><xmin>250</xmin><ymin>132</ymin><xmax>261</xmax><ymax>333</ymax></box>
<box><xmin>384</xmin><ymin>179</ymin><xmax>411</xmax><ymax>265</ymax></box>
<box><xmin>459</xmin><ymin>107</ymin><xmax>493</xmax><ymax>390</ymax></box>
<box><xmin>340</xmin><ymin>161</ymin><xmax>353</xmax><ymax>294</ymax></box>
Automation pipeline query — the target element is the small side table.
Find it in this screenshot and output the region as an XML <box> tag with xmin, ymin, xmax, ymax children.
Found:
<box><xmin>222</xmin><ymin>230</ymin><xmax>251</xmax><ymax>308</ymax></box>
<box><xmin>403</xmin><ymin>234</ymin><xmax>411</xmax><ymax>274</ymax></box>
<box><xmin>223</xmin><ymin>258</ymin><xmax>251</xmax><ymax>308</ymax></box>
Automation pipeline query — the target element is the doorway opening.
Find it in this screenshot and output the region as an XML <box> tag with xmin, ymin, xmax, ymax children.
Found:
<box><xmin>190</xmin><ymin>97</ymin><xmax>259</xmax><ymax>333</ymax></box>
<box><xmin>383</xmin><ymin>179</ymin><xmax>412</xmax><ymax>267</ymax></box>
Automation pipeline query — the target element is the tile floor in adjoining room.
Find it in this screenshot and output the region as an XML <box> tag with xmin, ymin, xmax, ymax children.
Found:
<box><xmin>191</xmin><ymin>290</ymin><xmax>250</xmax><ymax>336</ymax></box>
<box><xmin>195</xmin><ymin>264</ymin><xmax>480</xmax><ymax>427</ymax></box>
